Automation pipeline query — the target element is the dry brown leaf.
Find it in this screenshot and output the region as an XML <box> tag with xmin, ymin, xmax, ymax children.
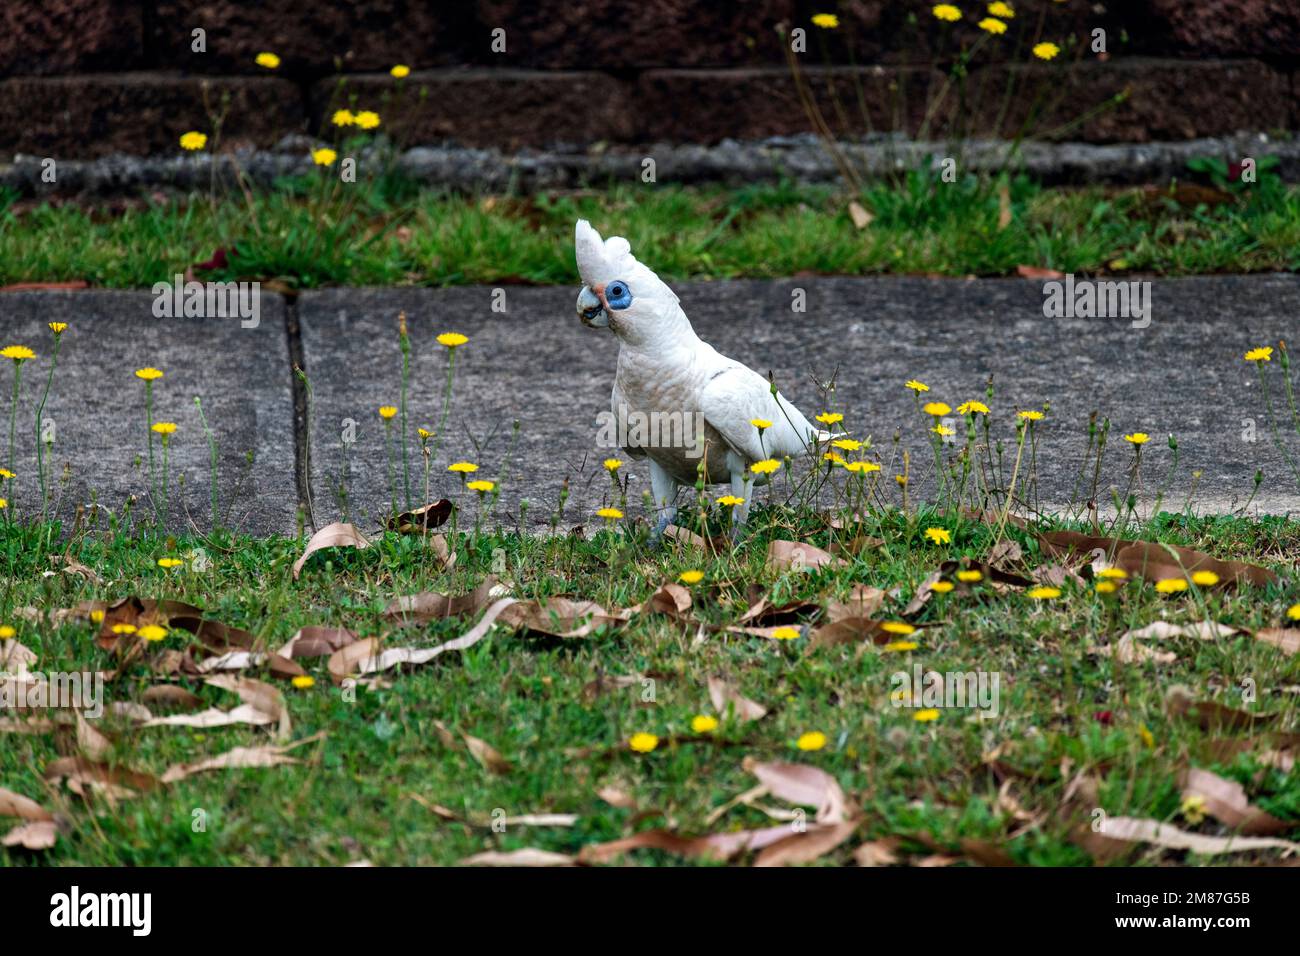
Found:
<box><xmin>45</xmin><ymin>756</ymin><xmax>159</xmax><ymax>801</ymax></box>
<box><xmin>327</xmin><ymin>637</ymin><xmax>383</xmax><ymax>685</ymax></box>
<box><xmin>292</xmin><ymin>522</ymin><xmax>371</xmax><ymax>579</ymax></box>
<box><xmin>809</xmin><ymin>616</ymin><xmax>889</xmax><ymax>650</ymax></box>
<box><xmin>743</xmin><ymin>758</ymin><xmax>852</xmax><ymax>825</ymax></box>
<box><xmin>141</xmin><ymin>684</ymin><xmax>203</xmax><ymax>710</ymax></box>
<box><xmin>1039</xmin><ymin>531</ymin><xmax>1275</xmax><ymax>589</ymax></box>
<box><xmin>75</xmin><ymin>712</ymin><xmax>112</xmax><ymax>760</ymax></box>
<box><xmin>1255</xmin><ymin>628</ymin><xmax>1300</xmax><ymax>656</ymax></box>
<box><xmin>753</xmin><ymin>820</ymin><xmax>859</xmax><ymax>866</ymax></box>
<box><xmin>277</xmin><ymin>625</ymin><xmax>359</xmax><ymax>659</ymax></box>
<box><xmin>643</xmin><ymin>583</ymin><xmax>692</xmax><ymax>618</ymax></box>
<box><xmin>578</xmin><ymin>824</ymin><xmax>794</xmax><ymax>864</ymax></box>
<box><xmin>0</xmin><ymin>787</ymin><xmax>54</xmax><ymax>822</ymax></box>
<box><xmin>707</xmin><ymin>675</ymin><xmax>768</xmax><ymax>722</ymax></box>
<box><xmin>0</xmin><ymin>639</ymin><xmax>37</xmax><ymax>672</ymax></box>
<box><xmin>160</xmin><ymin>734</ymin><xmax>321</xmax><ymax>784</ymax></box>
<box><xmin>498</xmin><ymin>597</ymin><xmax>624</xmax><ymax>639</ymax></box>
<box><xmin>853</xmin><ymin>838</ymin><xmax>901</xmax><ymax>867</ymax></box>
<box><xmin>1180</xmin><ymin>768</ymin><xmax>1292</xmax><ymax>836</ymax></box>
<box><xmin>463</xmin><ymin>731</ymin><xmax>512</xmax><ymax>775</ymax></box>
<box><xmin>597</xmin><ymin>786</ymin><xmax>637</xmax><ymax>809</ymax></box>
<box><xmin>386</xmin><ymin>499</ymin><xmax>452</xmax><ymax>534</ymax></box>
<box><xmin>848</xmin><ymin>200</ymin><xmax>873</xmax><ymax>230</ymax></box>
<box><xmin>206</xmin><ymin>673</ymin><xmax>290</xmax><ymax>739</ymax></box>
<box><xmin>1167</xmin><ymin>686</ymin><xmax>1278</xmax><ymax>732</ymax></box>
<box><xmin>3</xmin><ymin>820</ymin><xmax>57</xmax><ymax>850</ymax></box>
<box><xmin>382</xmin><ymin>577</ymin><xmax>497</xmax><ymax>625</ymax></box>
<box><xmin>1015</xmin><ymin>265</ymin><xmax>1064</xmax><ymax>279</ymax></box>
<box><xmin>767</xmin><ymin>540</ymin><xmax>842</xmax><ymax>572</ymax></box>
<box><xmin>461</xmin><ymin>848</ymin><xmax>576</xmax><ymax>867</ymax></box>
<box><xmin>143</xmin><ymin>704</ymin><xmax>276</xmax><ymax>729</ymax></box>
<box><xmin>825</xmin><ymin>584</ymin><xmax>886</xmax><ymax>622</ymax></box>
<box><xmin>1082</xmin><ymin>815</ymin><xmax>1300</xmax><ymax>860</ymax></box>
<box><xmin>346</xmin><ymin>598</ymin><xmax>520</xmax><ymax>679</ymax></box>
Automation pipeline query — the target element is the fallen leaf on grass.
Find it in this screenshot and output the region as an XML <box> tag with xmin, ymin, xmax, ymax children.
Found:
<box><xmin>143</xmin><ymin>704</ymin><xmax>277</xmax><ymax>729</ymax></box>
<box><xmin>848</xmin><ymin>200</ymin><xmax>873</xmax><ymax>229</ymax></box>
<box><xmin>1015</xmin><ymin>265</ymin><xmax>1064</xmax><ymax>279</ymax></box>
<box><xmin>853</xmin><ymin>838</ymin><xmax>902</xmax><ymax>867</ymax></box>
<box><xmin>159</xmin><ymin>732</ymin><xmax>322</xmax><ymax>784</ymax></box>
<box><xmin>578</xmin><ymin>824</ymin><xmax>795</xmax><ymax>864</ymax></box>
<box><xmin>141</xmin><ymin>684</ymin><xmax>203</xmax><ymax>710</ymax></box>
<box><xmin>75</xmin><ymin>713</ymin><xmax>112</xmax><ymax>760</ymax></box>
<box><xmin>641</xmin><ymin>583</ymin><xmax>692</xmax><ymax>618</ymax></box>
<box><xmin>292</xmin><ymin>523</ymin><xmax>371</xmax><ymax>579</ymax></box>
<box><xmin>742</xmin><ymin>758</ymin><xmax>853</xmax><ymax>825</ymax></box>
<box><xmin>0</xmin><ymin>639</ymin><xmax>37</xmax><ymax>672</ymax></box>
<box><xmin>461</xmin><ymin>848</ymin><xmax>576</xmax><ymax>867</ymax></box>
<box><xmin>277</xmin><ymin>626</ymin><xmax>359</xmax><ymax>659</ymax></box>
<box><xmin>1167</xmin><ymin>686</ymin><xmax>1277</xmax><ymax>732</ymax></box>
<box><xmin>597</xmin><ymin>786</ymin><xmax>638</xmax><ymax>809</ymax></box>
<box><xmin>707</xmin><ymin>676</ymin><xmax>768</xmax><ymax>722</ymax></box>
<box><xmin>0</xmin><ymin>787</ymin><xmax>54</xmax><ymax>822</ymax></box>
<box><xmin>386</xmin><ymin>499</ymin><xmax>452</xmax><ymax>534</ymax></box>
<box><xmin>2</xmin><ymin>820</ymin><xmax>58</xmax><ymax>850</ymax></box>
<box><xmin>809</xmin><ymin>616</ymin><xmax>890</xmax><ymax>650</ymax></box>
<box><xmin>1180</xmin><ymin>768</ymin><xmax>1292</xmax><ymax>836</ymax></box>
<box><xmin>433</xmin><ymin>720</ymin><xmax>512</xmax><ymax>774</ymax></box>
<box><xmin>338</xmin><ymin>598</ymin><xmax>520</xmax><ymax>681</ymax></box>
<box><xmin>767</xmin><ymin>540</ymin><xmax>843</xmax><ymax>572</ymax></box>
<box><xmin>498</xmin><ymin>597</ymin><xmax>625</xmax><ymax>639</ymax></box>
<box><xmin>1038</xmin><ymin>531</ymin><xmax>1275</xmax><ymax>589</ymax></box>
<box><xmin>754</xmin><ymin>820</ymin><xmax>860</xmax><ymax>866</ymax></box>
<box><xmin>205</xmin><ymin>674</ymin><xmax>290</xmax><ymax>739</ymax></box>
<box><xmin>1081</xmin><ymin>815</ymin><xmax>1299</xmax><ymax>861</ymax></box>
<box><xmin>824</xmin><ymin>584</ymin><xmax>887</xmax><ymax>623</ymax></box>
<box><xmin>1255</xmin><ymin>628</ymin><xmax>1300</xmax><ymax>656</ymax></box>
<box><xmin>45</xmin><ymin>756</ymin><xmax>159</xmax><ymax>801</ymax></box>
<box><xmin>382</xmin><ymin>577</ymin><xmax>497</xmax><ymax>625</ymax></box>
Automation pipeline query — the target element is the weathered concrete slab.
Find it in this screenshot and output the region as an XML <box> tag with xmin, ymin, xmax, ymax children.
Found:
<box><xmin>297</xmin><ymin>276</ymin><xmax>1300</xmax><ymax>533</ymax></box>
<box><xmin>0</xmin><ymin>291</ymin><xmax>296</xmax><ymax>535</ymax></box>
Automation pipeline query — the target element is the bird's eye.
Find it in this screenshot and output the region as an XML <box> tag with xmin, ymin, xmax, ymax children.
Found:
<box><xmin>605</xmin><ymin>280</ymin><xmax>633</xmax><ymax>310</ymax></box>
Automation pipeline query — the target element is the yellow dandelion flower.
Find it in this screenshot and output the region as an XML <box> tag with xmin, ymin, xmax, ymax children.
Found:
<box><xmin>823</xmin><ymin>451</ymin><xmax>846</xmax><ymax>465</ymax></box>
<box><xmin>390</xmin><ymin>64</ymin><xmax>411</xmax><ymax>78</ymax></box>
<box><xmin>922</xmin><ymin>402</ymin><xmax>951</xmax><ymax>416</ymax></box>
<box><xmin>111</xmin><ymin>623</ymin><xmax>136</xmax><ymax>635</ymax></box>
<box><xmin>0</xmin><ymin>468</ymin><xmax>14</xmax><ymax>479</ymax></box>
<box><xmin>1124</xmin><ymin>432</ymin><xmax>1150</xmax><ymax>445</ymax></box>
<box><xmin>448</xmin><ymin>461</ymin><xmax>478</xmax><ymax>473</ymax></box>
<box><xmin>0</xmin><ymin>625</ymin><xmax>14</xmax><ymax>639</ymax></box>
<box><xmin>603</xmin><ymin>458</ymin><xmax>623</xmax><ymax>472</ymax></box>
<box><xmin>924</xmin><ymin>527</ymin><xmax>951</xmax><ymax>545</ymax></box>
<box><xmin>895</xmin><ymin>474</ymin><xmax>908</xmax><ymax>485</ymax></box>
<box><xmin>179</xmin><ymin>131</ymin><xmax>207</xmax><ymax>151</ymax></box>
<box><xmin>596</xmin><ymin>506</ymin><xmax>624</xmax><ymax>520</ymax></box>
<box><xmin>978</xmin><ymin>17</ymin><xmax>1007</xmax><ymax>34</ymax></box>
<box><xmin>913</xmin><ymin>708</ymin><xmax>941</xmax><ymax>722</ymax></box>
<box><xmin>48</xmin><ymin>322</ymin><xmax>67</xmax><ymax>334</ymax></box>
<box><xmin>811</xmin><ymin>13</ymin><xmax>839</xmax><ymax>29</ymax></box>
<box><xmin>678</xmin><ymin>569</ymin><xmax>705</xmax><ymax>584</ymax></box>
<box><xmin>332</xmin><ymin>109</ymin><xmax>355</xmax><ymax>127</ymax></box>
<box><xmin>1</xmin><ymin>346</ymin><xmax>35</xmax><ymax>362</ymax></box>
<box><xmin>1032</xmin><ymin>42</ymin><xmax>1060</xmax><ymax>61</ymax></box>
<box><xmin>1180</xmin><ymin>794</ymin><xmax>1208</xmax><ymax>826</ymax></box>
<box><xmin>1095</xmin><ymin>581</ymin><xmax>1117</xmax><ymax>594</ymax></box>
<box><xmin>137</xmin><ymin>624</ymin><xmax>168</xmax><ymax>642</ymax></box>
<box><xmin>437</xmin><ymin>332</ymin><xmax>468</xmax><ymax>348</ymax></box>
<box><xmin>1027</xmin><ymin>586</ymin><xmax>1061</xmax><ymax>600</ymax></box>
<box><xmin>691</xmin><ymin>714</ymin><xmax>719</xmax><ymax>733</ymax></box>
<box><xmin>844</xmin><ymin>460</ymin><xmax>880</xmax><ymax>473</ymax></box>
<box><xmin>880</xmin><ymin>621</ymin><xmax>916</xmax><ymax>635</ymax></box>
<box><xmin>1244</xmin><ymin>347</ymin><xmax>1273</xmax><ymax>362</ymax></box>
<box><xmin>1098</xmin><ymin>567</ymin><xmax>1128</xmax><ymax>579</ymax></box>
<box><xmin>355</xmin><ymin>110</ymin><xmax>381</xmax><ymax>130</ymax></box>
<box><xmin>255</xmin><ymin>52</ymin><xmax>281</xmax><ymax>69</ymax></box>
<box><xmin>1018</xmin><ymin>409</ymin><xmax>1044</xmax><ymax>421</ymax></box>
<box><xmin>135</xmin><ymin>367</ymin><xmax>164</xmax><ymax>380</ymax></box>
<box><xmin>151</xmin><ymin>421</ymin><xmax>177</xmax><ymax>435</ymax></box>
<box><xmin>466</xmin><ymin>479</ymin><xmax>495</xmax><ymax>493</ymax></box>
<box><xmin>956</xmin><ymin>569</ymin><xmax>983</xmax><ymax>583</ymax></box>
<box><xmin>417</xmin><ymin>427</ymin><xmax>432</xmax><ymax>441</ymax></box>
<box><xmin>292</xmin><ymin>675</ymin><xmax>316</xmax><ymax>690</ymax></box>
<box><xmin>0</xmin><ymin>499</ymin><xmax>7</xmax><ymax>510</ymax></box>
<box><xmin>1155</xmin><ymin>577</ymin><xmax>1188</xmax><ymax>594</ymax></box>
<box><xmin>771</xmin><ymin>625</ymin><xmax>802</xmax><ymax>641</ymax></box>
<box><xmin>930</xmin><ymin>580</ymin><xmax>955</xmax><ymax>593</ymax></box>
<box><xmin>932</xmin><ymin>4</ymin><xmax>962</xmax><ymax>22</ymax></box>
<box><xmin>816</xmin><ymin>412</ymin><xmax>844</xmax><ymax>425</ymax></box>
<box><xmin>884</xmin><ymin>640</ymin><xmax>919</xmax><ymax>652</ymax></box>
<box><xmin>987</xmin><ymin>1</ymin><xmax>1015</xmax><ymax>17</ymax></box>
<box><xmin>932</xmin><ymin>425</ymin><xmax>955</xmax><ymax>437</ymax></box>
<box><xmin>1288</xmin><ymin>603</ymin><xmax>1300</xmax><ymax>621</ymax></box>
<box><xmin>312</xmin><ymin>147</ymin><xmax>337</xmax><ymax>166</ymax></box>
<box><xmin>1138</xmin><ymin>724</ymin><xmax>1155</xmax><ymax>748</ymax></box>
<box><xmin>750</xmin><ymin>418</ymin><xmax>773</xmax><ymax>430</ymax></box>
<box><xmin>717</xmin><ymin>494</ymin><xmax>745</xmax><ymax>507</ymax></box>
<box><xmin>905</xmin><ymin>380</ymin><xmax>930</xmax><ymax>392</ymax></box>
<box><xmin>796</xmin><ymin>731</ymin><xmax>827</xmax><ymax>751</ymax></box>
<box><xmin>957</xmin><ymin>400</ymin><xmax>990</xmax><ymax>415</ymax></box>
<box><xmin>378</xmin><ymin>405</ymin><xmax>397</xmax><ymax>420</ymax></box>
<box><xmin>157</xmin><ymin>558</ymin><xmax>183</xmax><ymax>569</ymax></box>
<box><xmin>831</xmin><ymin>438</ymin><xmax>862</xmax><ymax>452</ymax></box>
<box><xmin>1191</xmin><ymin>570</ymin><xmax>1220</xmax><ymax>587</ymax></box>
<box><xmin>750</xmin><ymin>458</ymin><xmax>781</xmax><ymax>476</ymax></box>
<box><xmin>629</xmin><ymin>732</ymin><xmax>658</xmax><ymax>753</ymax></box>
<box><xmin>90</xmin><ymin>610</ymin><xmax>105</xmax><ymax>623</ymax></box>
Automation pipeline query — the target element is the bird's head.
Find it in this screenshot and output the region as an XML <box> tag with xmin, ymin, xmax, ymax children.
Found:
<box><xmin>574</xmin><ymin>219</ymin><xmax>680</xmax><ymax>341</ymax></box>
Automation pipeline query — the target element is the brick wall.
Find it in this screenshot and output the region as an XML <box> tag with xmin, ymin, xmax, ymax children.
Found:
<box><xmin>1</xmin><ymin>0</ymin><xmax>1296</xmax><ymax>158</ymax></box>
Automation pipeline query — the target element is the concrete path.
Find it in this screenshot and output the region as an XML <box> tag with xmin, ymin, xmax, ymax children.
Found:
<box><xmin>3</xmin><ymin>276</ymin><xmax>1298</xmax><ymax>536</ymax></box>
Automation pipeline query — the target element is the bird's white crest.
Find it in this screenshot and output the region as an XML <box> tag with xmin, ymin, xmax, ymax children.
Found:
<box><xmin>574</xmin><ymin>219</ymin><xmax>677</xmax><ymax>305</ymax></box>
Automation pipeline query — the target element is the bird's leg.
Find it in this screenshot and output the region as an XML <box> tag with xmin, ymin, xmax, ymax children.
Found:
<box><xmin>727</xmin><ymin>455</ymin><xmax>755</xmax><ymax>543</ymax></box>
<box><xmin>647</xmin><ymin>460</ymin><xmax>679</xmax><ymax>546</ymax></box>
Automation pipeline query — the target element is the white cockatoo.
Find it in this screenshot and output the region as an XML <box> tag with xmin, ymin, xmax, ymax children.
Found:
<box><xmin>574</xmin><ymin>219</ymin><xmax>830</xmax><ymax>539</ymax></box>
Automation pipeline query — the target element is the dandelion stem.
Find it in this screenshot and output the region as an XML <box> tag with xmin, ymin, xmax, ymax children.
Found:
<box><xmin>34</xmin><ymin>337</ymin><xmax>61</xmax><ymax>521</ymax></box>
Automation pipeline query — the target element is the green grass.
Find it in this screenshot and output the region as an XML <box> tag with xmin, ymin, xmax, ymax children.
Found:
<box><xmin>3</xmin><ymin>506</ymin><xmax>1298</xmax><ymax>866</ymax></box>
<box><xmin>2</xmin><ymin>171</ymin><xmax>1298</xmax><ymax>290</ymax></box>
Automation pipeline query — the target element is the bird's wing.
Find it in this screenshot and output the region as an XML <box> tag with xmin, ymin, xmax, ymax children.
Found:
<box><xmin>610</xmin><ymin>377</ymin><xmax>647</xmax><ymax>459</ymax></box>
<box><xmin>698</xmin><ymin>363</ymin><xmax>821</xmax><ymax>465</ymax></box>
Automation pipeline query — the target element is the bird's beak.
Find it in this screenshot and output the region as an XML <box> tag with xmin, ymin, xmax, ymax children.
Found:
<box><xmin>577</xmin><ymin>285</ymin><xmax>608</xmax><ymax>328</ymax></box>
